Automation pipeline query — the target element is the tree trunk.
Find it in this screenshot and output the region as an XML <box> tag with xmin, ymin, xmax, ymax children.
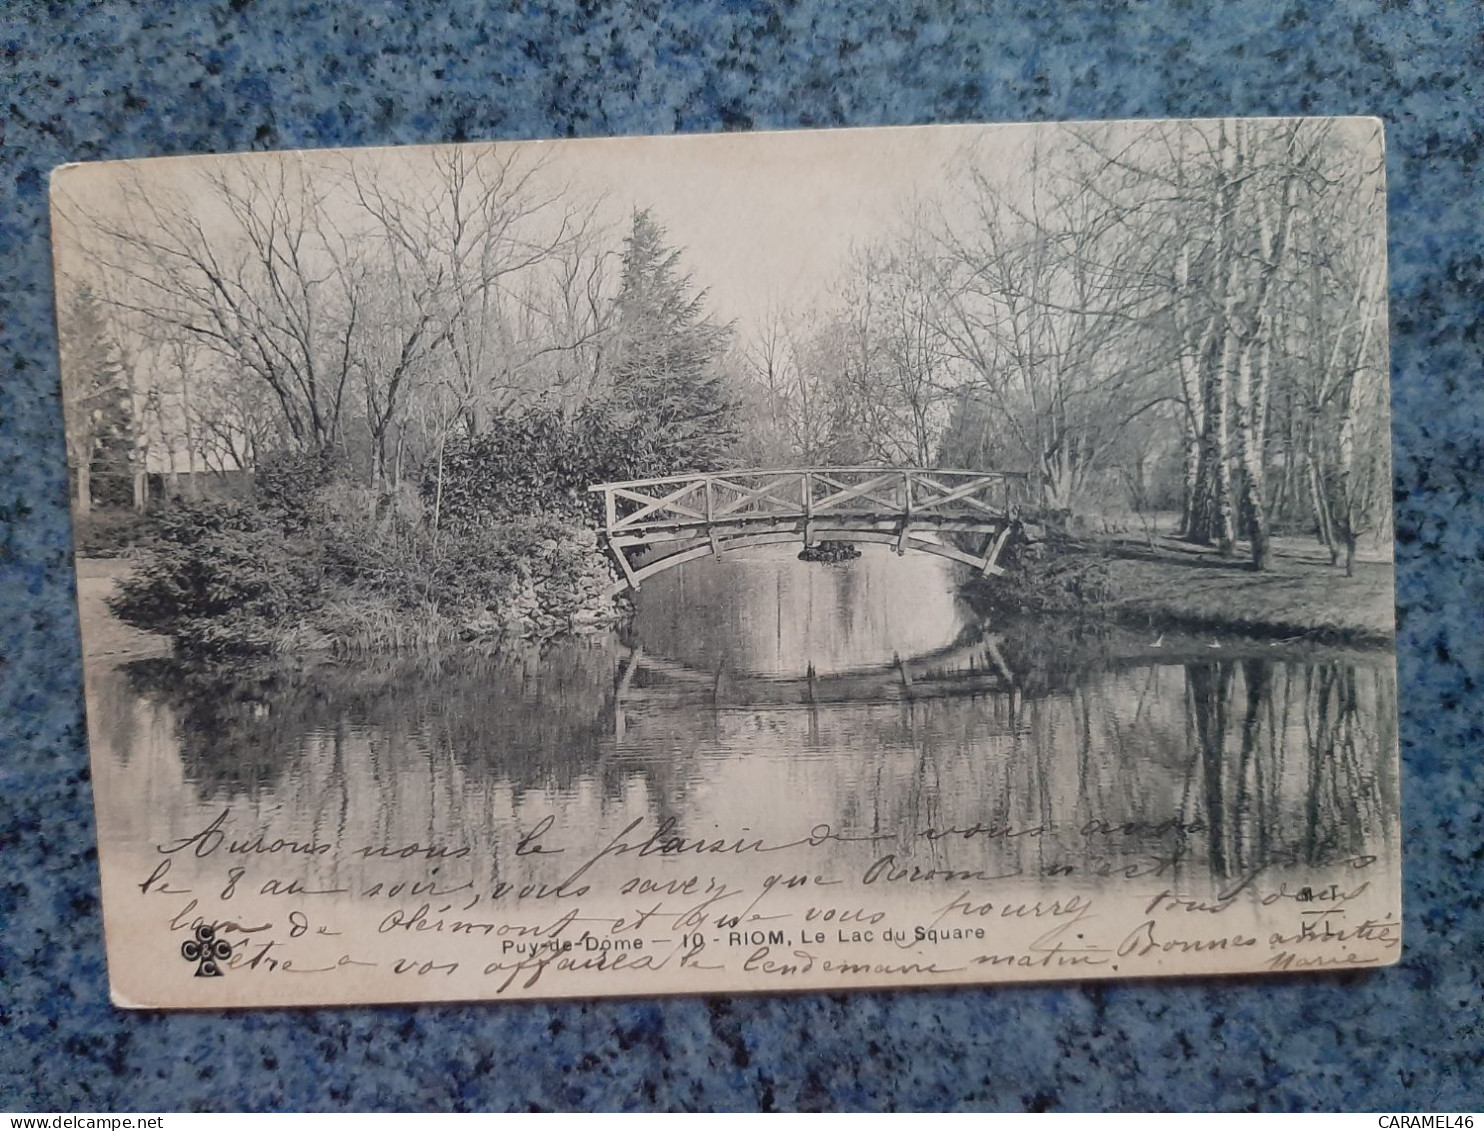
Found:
<box><xmin>1271</xmin><ymin>387</ymin><xmax>1298</xmax><ymax>529</ymax></box>
<box><xmin>74</xmin><ymin>459</ymin><xmax>92</xmax><ymax>517</ymax></box>
<box><xmin>432</xmin><ymin>433</ymin><xmax>447</xmax><ymax>534</ymax></box>
<box><xmin>1234</xmin><ymin>340</ymin><xmax>1269</xmax><ymax>570</ymax></box>
<box><xmin>1180</xmin><ymin>431</ymin><xmax>1201</xmax><ymax>537</ymax></box>
<box><xmin>1175</xmin><ymin>289</ymin><xmax>1213</xmax><ymax>537</ymax></box>
<box><xmin>1042</xmin><ymin>445</ymin><xmax>1074</xmax><ymax>511</ymax></box>
<box><xmin>1212</xmin><ymin>365</ymin><xmax>1237</xmax><ymax>556</ymax></box>
<box><xmin>1174</xmin><ymin>195</ymin><xmax>1208</xmax><ymax>539</ymax></box>
<box><xmin>1200</xmin><ymin>305</ymin><xmax>1239</xmax><ymax>553</ymax></box>
<box><xmin>1186</xmin><ymin>123</ymin><xmax>1243</xmax><ymax>553</ymax></box>
<box><xmin>1210</xmin><ymin>126</ymin><xmax>1245</xmax><ymax>556</ymax></box>
<box><xmin>1188</xmin><ymin>410</ymin><xmax>1217</xmax><ymax>544</ymax></box>
<box><xmin>1322</xmin><ymin>261</ymin><xmax>1378</xmax><ymax>576</ymax></box>
<box><xmin>1233</xmin><ymin>171</ymin><xmax>1296</xmax><ymax>571</ymax></box>
<box><xmin>1307</xmin><ymin>454</ymin><xmax>1339</xmax><ymax>565</ymax></box>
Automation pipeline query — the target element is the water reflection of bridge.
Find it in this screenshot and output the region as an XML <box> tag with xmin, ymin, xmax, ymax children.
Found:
<box><xmin>612</xmin><ymin>633</ymin><xmax>1020</xmax><ymax>725</ymax></box>
<box><xmin>107</xmin><ymin>638</ymin><xmax>1397</xmax><ymax>888</ymax></box>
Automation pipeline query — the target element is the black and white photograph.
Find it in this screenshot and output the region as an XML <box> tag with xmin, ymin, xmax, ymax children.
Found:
<box><xmin>50</xmin><ymin>118</ymin><xmax>1400</xmax><ymax>1007</ymax></box>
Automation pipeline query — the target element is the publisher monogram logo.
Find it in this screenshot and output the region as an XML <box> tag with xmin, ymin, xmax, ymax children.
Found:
<box><xmin>180</xmin><ymin>924</ymin><xmax>232</xmax><ymax>977</ymax></box>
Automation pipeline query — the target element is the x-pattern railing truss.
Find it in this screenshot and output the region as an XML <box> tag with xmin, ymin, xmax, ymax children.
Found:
<box><xmin>589</xmin><ymin>467</ymin><xmax>1029</xmax><ymax>594</ymax></box>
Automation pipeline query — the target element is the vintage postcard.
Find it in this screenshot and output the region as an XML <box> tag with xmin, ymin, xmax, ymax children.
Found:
<box><xmin>51</xmin><ymin>118</ymin><xmax>1400</xmax><ymax>1008</ymax></box>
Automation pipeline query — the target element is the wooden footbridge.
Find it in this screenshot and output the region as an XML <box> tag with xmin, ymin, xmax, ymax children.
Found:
<box><xmin>589</xmin><ymin>467</ymin><xmax>1029</xmax><ymax>596</ymax></box>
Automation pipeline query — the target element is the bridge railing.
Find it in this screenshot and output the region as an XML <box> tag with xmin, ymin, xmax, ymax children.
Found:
<box><xmin>589</xmin><ymin>467</ymin><xmax>1032</xmax><ymax>534</ymax></box>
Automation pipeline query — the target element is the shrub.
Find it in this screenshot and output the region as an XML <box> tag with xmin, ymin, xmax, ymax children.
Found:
<box><xmin>429</xmin><ymin>403</ymin><xmax>674</xmax><ymax>529</ymax></box>
<box><xmin>312</xmin><ymin>511</ymin><xmax>615</xmax><ymax>645</ymax></box>
<box><xmin>109</xmin><ymin>501</ymin><xmax>326</xmax><ymax>656</ymax></box>
<box><xmin>72</xmin><ymin>508</ymin><xmax>144</xmax><ymax>558</ymax></box>
<box><xmin>253</xmin><ymin>447</ymin><xmax>345</xmax><ymax>530</ymax></box>
<box><xmin>111</xmin><ymin>442</ymin><xmax>622</xmax><ymax>656</ymax></box>
<box><xmin>419</xmin><ymin>515</ymin><xmax>612</xmax><ymax>632</ymax></box>
<box><xmin>966</xmin><ymin>538</ymin><xmax>1119</xmax><ymax>619</ymax></box>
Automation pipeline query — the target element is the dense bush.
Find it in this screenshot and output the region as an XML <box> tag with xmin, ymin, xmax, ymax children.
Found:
<box><xmin>112</xmin><ymin>483</ymin><xmax>619</xmax><ymax>656</ymax></box>
<box><xmin>111</xmin><ymin>406</ymin><xmax>663</xmax><ymax>657</ymax></box>
<box><xmin>430</xmin><ymin>403</ymin><xmax>674</xmax><ymax>529</ymax></box>
<box><xmin>964</xmin><ymin>535</ymin><xmax>1119</xmax><ymax>619</ymax></box>
<box><xmin>71</xmin><ymin>508</ymin><xmax>141</xmax><ymax>557</ymax></box>
<box><xmin>110</xmin><ymin>501</ymin><xmax>326</xmax><ymax>655</ymax></box>
<box><xmin>253</xmin><ymin>447</ymin><xmax>346</xmax><ymax>530</ymax></box>
<box><xmin>426</xmin><ymin>518</ymin><xmax>614</xmax><ymax>640</ymax></box>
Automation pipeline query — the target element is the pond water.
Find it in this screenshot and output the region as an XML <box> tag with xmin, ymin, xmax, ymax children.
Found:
<box><xmin>83</xmin><ymin>544</ymin><xmax>1401</xmax><ymax>1000</ymax></box>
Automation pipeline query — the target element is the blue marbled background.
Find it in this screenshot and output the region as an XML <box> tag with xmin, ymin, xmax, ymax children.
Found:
<box><xmin>1</xmin><ymin>0</ymin><xmax>1480</xmax><ymax>1112</ymax></box>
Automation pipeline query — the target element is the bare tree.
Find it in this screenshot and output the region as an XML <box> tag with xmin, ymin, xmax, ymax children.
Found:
<box><xmin>1063</xmin><ymin>118</ymin><xmax>1387</xmax><ymax>570</ymax></box>
<box><xmin>61</xmin><ymin>144</ymin><xmax>599</xmax><ymax>500</ymax></box>
<box><xmin>1290</xmin><ymin>139</ymin><xmax>1390</xmax><ymax>574</ymax></box>
<box><xmin>67</xmin><ymin>157</ymin><xmax>359</xmax><ymax>453</ymax></box>
<box><xmin>345</xmin><ymin>145</ymin><xmax>593</xmax><ymax>490</ymax></box>
<box><xmin>737</xmin><ymin>303</ymin><xmax>841</xmax><ymax>464</ymax></box>
<box><xmin>935</xmin><ymin>135</ymin><xmax>1165</xmax><ymax>507</ymax></box>
<box><xmin>815</xmin><ymin>238</ymin><xmax>961</xmax><ymax>467</ymax></box>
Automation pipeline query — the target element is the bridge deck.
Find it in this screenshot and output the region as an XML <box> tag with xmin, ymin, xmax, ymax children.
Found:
<box><xmin>588</xmin><ymin>467</ymin><xmax>1029</xmax><ymax>595</ymax></box>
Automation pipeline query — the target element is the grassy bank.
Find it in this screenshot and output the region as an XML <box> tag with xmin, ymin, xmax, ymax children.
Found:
<box><xmin>966</xmin><ymin>532</ymin><xmax>1395</xmax><ymax>646</ymax></box>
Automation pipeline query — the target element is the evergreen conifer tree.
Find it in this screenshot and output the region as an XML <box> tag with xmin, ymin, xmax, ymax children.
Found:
<box><xmin>608</xmin><ymin>210</ymin><xmax>737</xmax><ymax>470</ymax></box>
<box><xmin>58</xmin><ymin>285</ymin><xmax>134</xmax><ymax>513</ymax></box>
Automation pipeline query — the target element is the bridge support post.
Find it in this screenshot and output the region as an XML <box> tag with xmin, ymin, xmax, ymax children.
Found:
<box><xmin>896</xmin><ymin>657</ymin><xmax>914</xmax><ymax>688</ymax></box>
<box><xmin>898</xmin><ymin>472</ymin><xmax>913</xmax><ymax>555</ymax></box>
<box><xmin>802</xmin><ymin>471</ymin><xmax>814</xmax><ymax>547</ymax></box>
<box><xmin>608</xmin><ymin>536</ymin><xmax>641</xmax><ymax>592</ymax></box>
<box><xmin>980</xmin><ymin>523</ymin><xmax>1016</xmax><ymax>575</ymax></box>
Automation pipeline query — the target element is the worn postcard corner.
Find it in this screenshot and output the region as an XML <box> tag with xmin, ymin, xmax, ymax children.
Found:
<box><xmin>51</xmin><ymin>117</ymin><xmax>1400</xmax><ymax>1009</ymax></box>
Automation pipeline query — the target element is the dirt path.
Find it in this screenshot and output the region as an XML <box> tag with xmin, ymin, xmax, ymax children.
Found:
<box><xmin>74</xmin><ymin>558</ymin><xmax>171</xmax><ymax>662</ymax></box>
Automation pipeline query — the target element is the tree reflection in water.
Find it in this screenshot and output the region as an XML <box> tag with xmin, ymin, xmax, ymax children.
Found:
<box><xmin>113</xmin><ymin>619</ymin><xmax>1397</xmax><ymax>889</ymax></box>
<box><xmin>1183</xmin><ymin>657</ymin><xmax>1396</xmax><ymax>882</ymax></box>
